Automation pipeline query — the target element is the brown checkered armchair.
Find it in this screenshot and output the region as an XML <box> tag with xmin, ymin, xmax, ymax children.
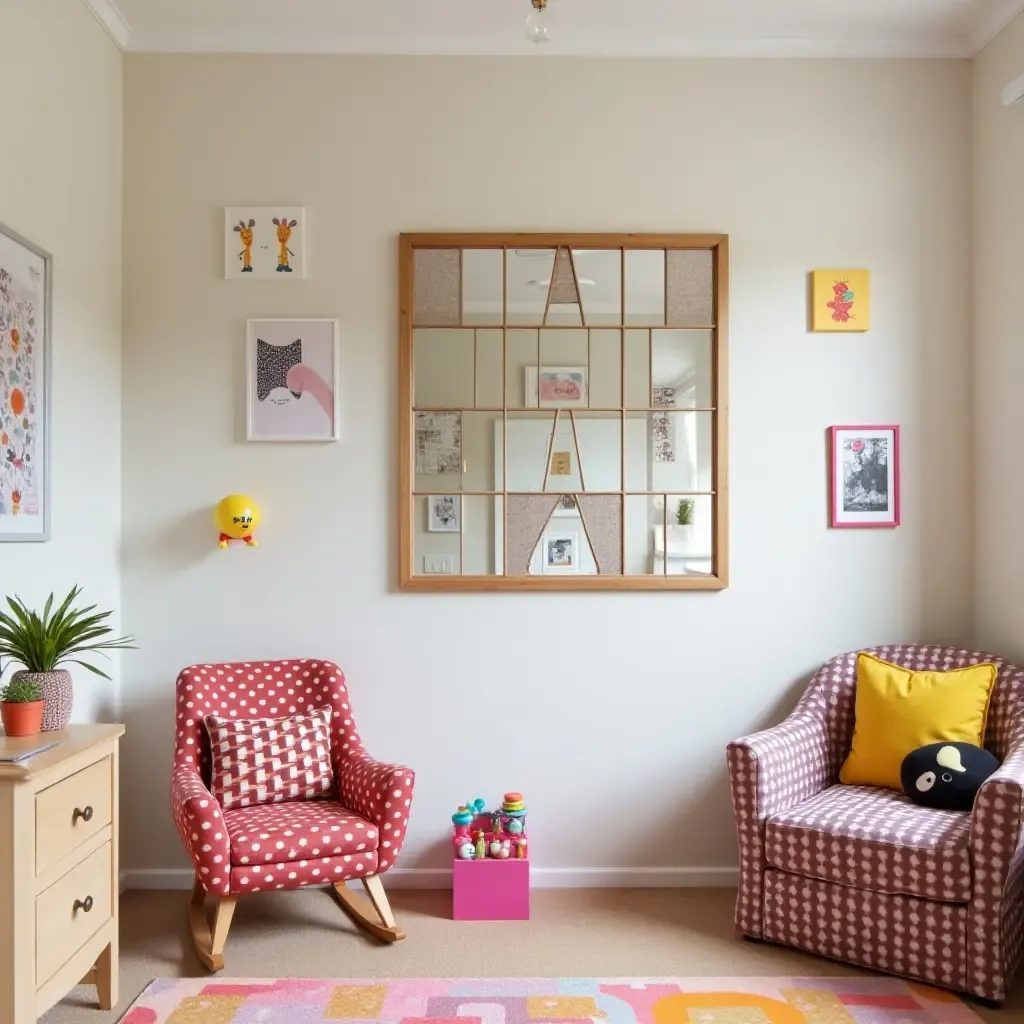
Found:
<box><xmin>727</xmin><ymin>645</ymin><xmax>1024</xmax><ymax>1005</ymax></box>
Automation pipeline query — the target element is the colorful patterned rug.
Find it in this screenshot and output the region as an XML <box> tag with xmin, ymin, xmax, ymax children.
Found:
<box><xmin>119</xmin><ymin>977</ymin><xmax>983</xmax><ymax>1024</ymax></box>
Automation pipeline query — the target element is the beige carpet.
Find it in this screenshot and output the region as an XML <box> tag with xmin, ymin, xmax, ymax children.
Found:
<box><xmin>42</xmin><ymin>888</ymin><xmax>1020</xmax><ymax>1023</ymax></box>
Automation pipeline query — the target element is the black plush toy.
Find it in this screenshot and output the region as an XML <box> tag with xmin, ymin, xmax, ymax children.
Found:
<box><xmin>900</xmin><ymin>742</ymin><xmax>1000</xmax><ymax>811</ymax></box>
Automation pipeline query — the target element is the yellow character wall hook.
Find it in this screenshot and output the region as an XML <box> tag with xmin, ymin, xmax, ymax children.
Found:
<box><xmin>215</xmin><ymin>495</ymin><xmax>261</xmax><ymax>548</ymax></box>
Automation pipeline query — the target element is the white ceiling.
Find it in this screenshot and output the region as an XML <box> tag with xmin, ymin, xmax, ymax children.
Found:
<box><xmin>91</xmin><ymin>0</ymin><xmax>1024</xmax><ymax>57</ymax></box>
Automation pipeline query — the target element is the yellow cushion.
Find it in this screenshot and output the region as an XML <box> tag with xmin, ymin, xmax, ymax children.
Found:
<box><xmin>839</xmin><ymin>652</ymin><xmax>998</xmax><ymax>790</ymax></box>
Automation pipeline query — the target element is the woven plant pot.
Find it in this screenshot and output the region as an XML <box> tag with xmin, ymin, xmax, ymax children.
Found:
<box><xmin>12</xmin><ymin>669</ymin><xmax>73</xmax><ymax>731</ymax></box>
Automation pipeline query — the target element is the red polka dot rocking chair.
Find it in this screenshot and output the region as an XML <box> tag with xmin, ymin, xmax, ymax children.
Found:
<box><xmin>170</xmin><ymin>659</ymin><xmax>415</xmax><ymax>971</ymax></box>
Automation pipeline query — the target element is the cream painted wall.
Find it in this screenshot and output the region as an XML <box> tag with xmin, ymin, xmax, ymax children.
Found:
<box><xmin>122</xmin><ymin>55</ymin><xmax>972</xmax><ymax>881</ymax></box>
<box><xmin>0</xmin><ymin>0</ymin><xmax>123</xmax><ymax>721</ymax></box>
<box><xmin>974</xmin><ymin>15</ymin><xmax>1024</xmax><ymax>659</ymax></box>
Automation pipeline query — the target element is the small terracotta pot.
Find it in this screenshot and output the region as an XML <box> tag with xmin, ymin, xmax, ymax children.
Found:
<box><xmin>1</xmin><ymin>699</ymin><xmax>45</xmax><ymax>737</ymax></box>
<box><xmin>12</xmin><ymin>669</ymin><xmax>73</xmax><ymax>731</ymax></box>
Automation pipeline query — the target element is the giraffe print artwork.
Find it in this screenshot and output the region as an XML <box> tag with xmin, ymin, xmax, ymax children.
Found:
<box><xmin>225</xmin><ymin>207</ymin><xmax>305</xmax><ymax>279</ymax></box>
<box><xmin>247</xmin><ymin>320</ymin><xmax>339</xmax><ymax>442</ymax></box>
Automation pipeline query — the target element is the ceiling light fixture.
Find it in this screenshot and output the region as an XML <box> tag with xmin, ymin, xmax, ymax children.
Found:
<box><xmin>525</xmin><ymin>0</ymin><xmax>552</xmax><ymax>44</ymax></box>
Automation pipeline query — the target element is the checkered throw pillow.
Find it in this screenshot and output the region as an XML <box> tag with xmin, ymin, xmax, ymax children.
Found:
<box><xmin>205</xmin><ymin>707</ymin><xmax>334</xmax><ymax>812</ymax></box>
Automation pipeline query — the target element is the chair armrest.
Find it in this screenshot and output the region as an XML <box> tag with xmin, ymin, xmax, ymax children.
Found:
<box><xmin>336</xmin><ymin>752</ymin><xmax>415</xmax><ymax>872</ymax></box>
<box><xmin>727</xmin><ymin>712</ymin><xmax>832</xmax><ymax>820</ymax></box>
<box><xmin>170</xmin><ymin>765</ymin><xmax>231</xmax><ymax>895</ymax></box>
<box><xmin>970</xmin><ymin>745</ymin><xmax>1024</xmax><ymax>889</ymax></box>
<box><xmin>966</xmin><ymin>745</ymin><xmax>1024</xmax><ymax>1001</ymax></box>
<box><xmin>726</xmin><ymin>712</ymin><xmax>831</xmax><ymax>939</ymax></box>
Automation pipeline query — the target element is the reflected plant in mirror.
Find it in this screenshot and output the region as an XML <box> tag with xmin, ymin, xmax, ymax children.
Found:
<box><xmin>676</xmin><ymin>498</ymin><xmax>695</xmax><ymax>526</ymax></box>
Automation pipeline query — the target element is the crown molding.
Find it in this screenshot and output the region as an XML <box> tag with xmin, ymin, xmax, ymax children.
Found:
<box><xmin>971</xmin><ymin>0</ymin><xmax>1024</xmax><ymax>54</ymax></box>
<box><xmin>79</xmin><ymin>0</ymin><xmax>131</xmax><ymax>50</ymax></box>
<box><xmin>125</xmin><ymin>29</ymin><xmax>970</xmax><ymax>58</ymax></box>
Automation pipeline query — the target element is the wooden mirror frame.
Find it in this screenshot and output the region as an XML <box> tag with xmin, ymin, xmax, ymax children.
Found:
<box><xmin>399</xmin><ymin>232</ymin><xmax>729</xmax><ymax>591</ymax></box>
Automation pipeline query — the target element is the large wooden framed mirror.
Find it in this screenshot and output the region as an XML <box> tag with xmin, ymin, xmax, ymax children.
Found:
<box><xmin>399</xmin><ymin>233</ymin><xmax>729</xmax><ymax>591</ymax></box>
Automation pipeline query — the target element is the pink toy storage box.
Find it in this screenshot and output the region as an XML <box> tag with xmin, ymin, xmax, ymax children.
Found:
<box><xmin>452</xmin><ymin>856</ymin><xmax>530</xmax><ymax>921</ymax></box>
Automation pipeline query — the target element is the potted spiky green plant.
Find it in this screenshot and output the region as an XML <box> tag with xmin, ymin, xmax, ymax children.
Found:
<box><xmin>0</xmin><ymin>586</ymin><xmax>136</xmax><ymax>732</ymax></box>
<box><xmin>0</xmin><ymin>676</ymin><xmax>44</xmax><ymax>737</ymax></box>
<box><xmin>668</xmin><ymin>498</ymin><xmax>696</xmax><ymax>550</ymax></box>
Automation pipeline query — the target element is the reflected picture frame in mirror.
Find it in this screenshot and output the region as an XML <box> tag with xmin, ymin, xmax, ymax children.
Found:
<box><xmin>542</xmin><ymin>532</ymin><xmax>578</xmax><ymax>574</ymax></box>
<box><xmin>525</xmin><ymin>366</ymin><xmax>589</xmax><ymax>409</ymax></box>
<box><xmin>427</xmin><ymin>494</ymin><xmax>462</xmax><ymax>533</ymax></box>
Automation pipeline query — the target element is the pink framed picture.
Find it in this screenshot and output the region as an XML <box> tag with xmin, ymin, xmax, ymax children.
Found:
<box><xmin>829</xmin><ymin>425</ymin><xmax>900</xmax><ymax>529</ymax></box>
<box><xmin>524</xmin><ymin>366</ymin><xmax>588</xmax><ymax>408</ymax></box>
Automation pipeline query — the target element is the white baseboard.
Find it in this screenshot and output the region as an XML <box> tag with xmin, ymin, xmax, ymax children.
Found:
<box><xmin>120</xmin><ymin>865</ymin><xmax>738</xmax><ymax>893</ymax></box>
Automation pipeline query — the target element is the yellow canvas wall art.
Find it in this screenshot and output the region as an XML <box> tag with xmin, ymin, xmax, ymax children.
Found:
<box><xmin>812</xmin><ymin>269</ymin><xmax>871</xmax><ymax>332</ymax></box>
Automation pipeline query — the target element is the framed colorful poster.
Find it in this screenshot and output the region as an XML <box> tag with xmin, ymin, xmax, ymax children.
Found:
<box><xmin>812</xmin><ymin>270</ymin><xmax>871</xmax><ymax>332</ymax></box>
<box><xmin>829</xmin><ymin>425</ymin><xmax>900</xmax><ymax>529</ymax></box>
<box><xmin>246</xmin><ymin>319</ymin><xmax>339</xmax><ymax>442</ymax></box>
<box><xmin>0</xmin><ymin>222</ymin><xmax>51</xmax><ymax>542</ymax></box>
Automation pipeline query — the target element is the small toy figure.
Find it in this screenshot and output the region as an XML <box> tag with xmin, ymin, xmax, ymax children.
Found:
<box><xmin>489</xmin><ymin>838</ymin><xmax>512</xmax><ymax>860</ymax></box>
<box><xmin>215</xmin><ymin>494</ymin><xmax>261</xmax><ymax>548</ymax></box>
<box><xmin>452</xmin><ymin>807</ymin><xmax>474</xmax><ymax>830</ymax></box>
<box><xmin>516</xmin><ymin>837</ymin><xmax>528</xmax><ymax>859</ymax></box>
<box><xmin>454</xmin><ymin>836</ymin><xmax>476</xmax><ymax>860</ymax></box>
<box><xmin>474</xmin><ymin>829</ymin><xmax>487</xmax><ymax>861</ymax></box>
<box><xmin>453</xmin><ymin>798</ymin><xmax>485</xmax><ymax>825</ymax></box>
<box><xmin>501</xmin><ymin>791</ymin><xmax>527</xmax><ymax>836</ymax></box>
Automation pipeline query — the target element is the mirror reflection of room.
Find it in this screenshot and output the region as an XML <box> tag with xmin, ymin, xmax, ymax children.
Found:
<box><xmin>410</xmin><ymin>241</ymin><xmax>723</xmax><ymax>584</ymax></box>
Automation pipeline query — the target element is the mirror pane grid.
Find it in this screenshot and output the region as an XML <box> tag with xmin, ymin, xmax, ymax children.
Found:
<box><xmin>574</xmin><ymin>250</ymin><xmax>622</xmax><ymax>327</ymax></box>
<box><xmin>625</xmin><ymin>250</ymin><xmax>666</xmax><ymax>327</ymax></box>
<box><xmin>413</xmin><ymin>249</ymin><xmax>461</xmax><ymax>326</ymax></box>
<box><xmin>624</xmin><ymin>494</ymin><xmax>660</xmax><ymax>575</ymax></box>
<box><xmin>506</xmin><ymin>329</ymin><xmax>540</xmax><ymax>408</ymax></box>
<box><xmin>414</xmin><ymin>409</ymin><xmax>464</xmax><ymax>493</ymax></box>
<box><xmin>666</xmin><ymin>249</ymin><xmax>714</xmax><ymax>327</ymax></box>
<box><xmin>414</xmin><ymin>495</ymin><xmax>462</xmax><ymax>577</ymax></box>
<box><xmin>403</xmin><ymin>235</ymin><xmax>726</xmax><ymax>588</ymax></box>
<box><xmin>414</xmin><ymin>329</ymin><xmax>475</xmax><ymax>409</ymax></box>
<box><xmin>475</xmin><ymin>329</ymin><xmax>504</xmax><ymax>409</ymax></box>
<box><xmin>624</xmin><ymin>330</ymin><xmax>651</xmax><ymax>408</ymax></box>
<box><xmin>537</xmin><ymin>329</ymin><xmax>590</xmax><ymax>410</ymax></box>
<box><xmin>506</xmin><ymin>248</ymin><xmax>555</xmax><ymax>326</ymax></box>
<box><xmin>652</xmin><ymin>330</ymin><xmax>714</xmax><ymax>410</ymax></box>
<box><xmin>663</xmin><ymin>494</ymin><xmax>715</xmax><ymax>576</ymax></box>
<box><xmin>462</xmin><ymin>249</ymin><xmax>504</xmax><ymax>327</ymax></box>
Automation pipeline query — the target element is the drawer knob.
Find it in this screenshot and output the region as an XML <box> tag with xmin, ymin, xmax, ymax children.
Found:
<box><xmin>73</xmin><ymin>895</ymin><xmax>94</xmax><ymax>914</ymax></box>
<box><xmin>73</xmin><ymin>805</ymin><xmax>94</xmax><ymax>824</ymax></box>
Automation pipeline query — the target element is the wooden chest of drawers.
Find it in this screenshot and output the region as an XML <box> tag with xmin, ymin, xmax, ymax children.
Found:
<box><xmin>0</xmin><ymin>725</ymin><xmax>123</xmax><ymax>1024</ymax></box>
